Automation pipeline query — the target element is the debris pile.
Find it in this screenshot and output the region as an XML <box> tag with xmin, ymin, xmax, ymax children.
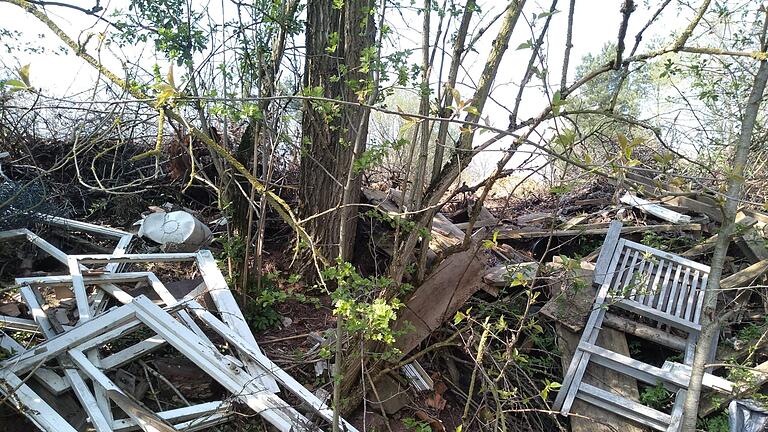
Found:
<box><xmin>0</xmin><ymin>215</ymin><xmax>356</xmax><ymax>432</ymax></box>
<box><xmin>362</xmin><ymin>172</ymin><xmax>768</xmax><ymax>430</ymax></box>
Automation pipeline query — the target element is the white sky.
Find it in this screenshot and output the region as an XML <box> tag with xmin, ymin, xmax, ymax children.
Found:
<box><xmin>0</xmin><ymin>0</ymin><xmax>694</xmax><ymax>180</ymax></box>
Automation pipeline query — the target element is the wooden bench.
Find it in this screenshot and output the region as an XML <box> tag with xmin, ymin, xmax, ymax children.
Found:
<box><xmin>553</xmin><ymin>221</ymin><xmax>727</xmax><ymax>431</ymax></box>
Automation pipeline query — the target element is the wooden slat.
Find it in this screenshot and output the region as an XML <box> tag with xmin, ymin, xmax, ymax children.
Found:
<box><xmin>580</xmin><ymin>342</ymin><xmax>688</xmax><ymax>388</ymax></box>
<box><xmin>615</xmin><ymin>299</ymin><xmax>702</xmax><ymax>334</ymax></box>
<box><xmin>634</xmin><ymin>256</ymin><xmax>652</xmax><ymax>301</ymax></box>
<box><xmin>684</xmin><ymin>270</ymin><xmax>700</xmax><ymax>322</ymax></box>
<box><xmin>636</xmin><ymin>258</ymin><xmax>654</xmax><ymax>304</ymax></box>
<box><xmin>646</xmin><ymin>259</ymin><xmax>666</xmax><ymax>307</ymax></box>
<box><xmin>663</xmin><ymin>265</ymin><xmax>684</xmax><ymax>318</ymax></box>
<box><xmin>693</xmin><ymin>273</ymin><xmax>708</xmax><ymax>324</ymax></box>
<box><xmin>593</xmin><ymin>221</ymin><xmax>623</xmax><ymax>285</ymax></box>
<box><xmin>673</xmin><ymin>268</ymin><xmax>692</xmax><ymax>318</ymax></box>
<box><xmin>654</xmin><ymin>259</ymin><xmax>675</xmax><ymax>311</ymax></box>
<box><xmin>577</xmin><ymin>383</ymin><xmax>670</xmax><ymax>431</ymax></box>
<box><xmin>493</xmin><ymin>223</ymin><xmax>702</xmax><ymax>240</ymax></box>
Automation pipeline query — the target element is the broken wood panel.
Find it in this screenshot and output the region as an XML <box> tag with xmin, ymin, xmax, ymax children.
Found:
<box><xmin>391</xmin><ymin>242</ymin><xmax>489</xmax><ymax>358</ymax></box>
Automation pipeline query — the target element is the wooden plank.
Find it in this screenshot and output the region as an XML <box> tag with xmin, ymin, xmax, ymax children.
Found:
<box><xmin>560</xmin><ymin>214</ymin><xmax>590</xmax><ymax>230</ymax></box>
<box><xmin>494</xmin><ymin>223</ymin><xmax>701</xmax><ymax>240</ymax></box>
<box><xmin>620</xmin><ymin>192</ymin><xmax>692</xmax><ymax>224</ymax></box>
<box><xmin>720</xmin><ymin>259</ymin><xmax>768</xmax><ymax>289</ymax></box>
<box><xmin>391</xmin><ymin>241</ymin><xmax>489</xmax><ymax>358</ymax></box>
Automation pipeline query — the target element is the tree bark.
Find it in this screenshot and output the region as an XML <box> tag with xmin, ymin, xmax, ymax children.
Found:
<box><xmin>299</xmin><ymin>0</ymin><xmax>376</xmax><ymax>263</ymax></box>
<box><xmin>681</xmin><ymin>22</ymin><xmax>768</xmax><ymax>430</ymax></box>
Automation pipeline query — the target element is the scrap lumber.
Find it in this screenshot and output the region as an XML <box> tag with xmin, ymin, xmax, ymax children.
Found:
<box><xmin>663</xmin><ymin>195</ymin><xmax>722</xmax><ymax>222</ymax></box>
<box><xmin>560</xmin><ymin>214</ymin><xmax>590</xmax><ymax>230</ymax></box>
<box><xmin>681</xmin><ymin>212</ymin><xmax>756</xmax><ymax>257</ymax></box>
<box><xmin>391</xmin><ymin>241</ymin><xmax>489</xmax><ymax>358</ymax></box>
<box><xmin>493</xmin><ymin>223</ymin><xmax>701</xmax><ymax>240</ymax></box>
<box><xmin>720</xmin><ymin>259</ymin><xmax>768</xmax><ymax>291</ymax></box>
<box><xmin>620</xmin><ymin>192</ymin><xmax>692</xmax><ymax>224</ymax></box>
<box><xmin>454</xmin><ymin>218</ymin><xmax>501</xmax><ymax>230</ymax></box>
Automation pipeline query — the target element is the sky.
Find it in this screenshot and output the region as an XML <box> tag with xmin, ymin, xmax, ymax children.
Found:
<box><xmin>0</xmin><ymin>0</ymin><xmax>693</xmax><ymax>181</ymax></box>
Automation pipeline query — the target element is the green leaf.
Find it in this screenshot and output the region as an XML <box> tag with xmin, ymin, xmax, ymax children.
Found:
<box><xmin>516</xmin><ymin>41</ymin><xmax>532</xmax><ymax>50</ymax></box>
<box><xmin>18</xmin><ymin>64</ymin><xmax>30</xmax><ymax>86</ymax></box>
<box><xmin>464</xmin><ymin>105</ymin><xmax>480</xmax><ymax>116</ymax></box>
<box><xmin>551</xmin><ymin>90</ymin><xmax>564</xmax><ymax>115</ymax></box>
<box><xmin>3</xmin><ymin>79</ymin><xmax>27</xmax><ymax>91</ymax></box>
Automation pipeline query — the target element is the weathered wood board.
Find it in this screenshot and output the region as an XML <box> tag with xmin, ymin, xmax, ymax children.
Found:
<box><xmin>392</xmin><ymin>242</ymin><xmax>489</xmax><ymax>358</ymax></box>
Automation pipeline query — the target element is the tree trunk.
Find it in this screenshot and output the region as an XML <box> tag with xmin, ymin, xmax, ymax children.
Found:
<box><xmin>681</xmin><ymin>22</ymin><xmax>768</xmax><ymax>430</ymax></box>
<box><xmin>299</xmin><ymin>0</ymin><xmax>376</xmax><ymax>263</ymax></box>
